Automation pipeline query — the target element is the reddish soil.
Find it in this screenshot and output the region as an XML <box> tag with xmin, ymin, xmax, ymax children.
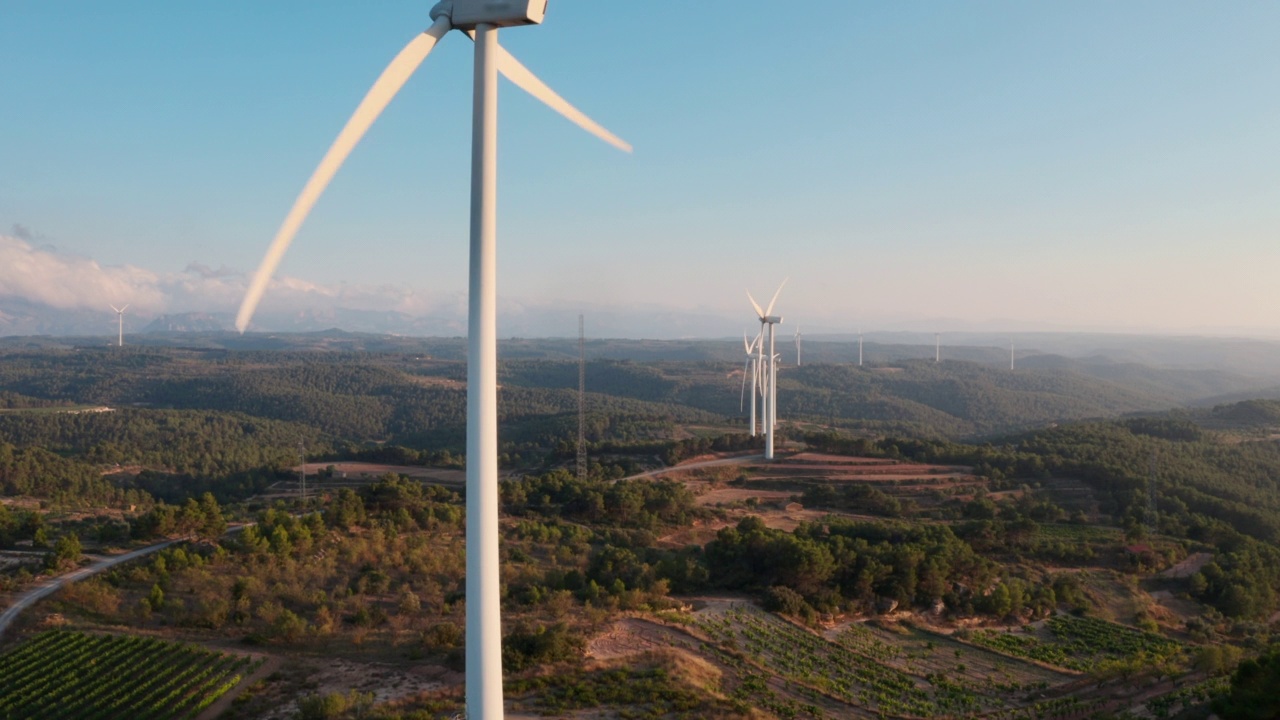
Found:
<box><xmin>784</xmin><ymin>453</ymin><xmax>898</xmax><ymax>466</ymax></box>
<box><xmin>694</xmin><ymin>488</ymin><xmax>795</xmax><ymax>506</ymax></box>
<box><xmin>586</xmin><ymin>618</ymin><xmax>696</xmax><ymax>660</ymax></box>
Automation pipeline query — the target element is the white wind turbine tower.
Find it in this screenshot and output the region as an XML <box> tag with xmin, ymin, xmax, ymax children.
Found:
<box><xmin>740</xmin><ymin>331</ymin><xmax>762</xmax><ymax>436</ymax></box>
<box><xmin>748</xmin><ymin>280</ymin><xmax>787</xmax><ymax>460</ymax></box>
<box><xmin>935</xmin><ymin>332</ymin><xmax>940</xmax><ymax>363</ymax></box>
<box><xmin>794</xmin><ymin>327</ymin><xmax>802</xmax><ymax>367</ymax></box>
<box><xmin>232</xmin><ymin>4</ymin><xmax>630</xmax><ymax>718</ymax></box>
<box><xmin>109</xmin><ymin>304</ymin><xmax>128</xmax><ymax>347</ymax></box>
<box><xmin>771</xmin><ymin>352</ymin><xmax>781</xmax><ymax>427</ymax></box>
<box><xmin>1010</xmin><ymin>339</ymin><xmax>1015</xmax><ymax>370</ymax></box>
<box><xmin>858</xmin><ymin>328</ymin><xmax>864</xmax><ymax>367</ymax></box>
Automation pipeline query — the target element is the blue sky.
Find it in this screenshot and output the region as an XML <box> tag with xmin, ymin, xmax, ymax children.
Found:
<box><xmin>2</xmin><ymin>1</ymin><xmax>1278</xmax><ymax>336</ymax></box>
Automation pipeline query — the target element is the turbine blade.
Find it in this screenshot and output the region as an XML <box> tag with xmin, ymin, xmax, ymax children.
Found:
<box><xmin>743</xmin><ymin>331</ymin><xmax>751</xmax><ymax>354</ymax></box>
<box><xmin>235</xmin><ymin>18</ymin><xmax>451</xmax><ymax>333</ymax></box>
<box><xmin>120</xmin><ymin>304</ymin><xmax>128</xmax><ymax>313</ymax></box>
<box><xmin>746</xmin><ymin>291</ymin><xmax>765</xmax><ymax>320</ymax></box>
<box><xmin>478</xmin><ymin>36</ymin><xmax>632</xmax><ymax>153</ymax></box>
<box><xmin>109</xmin><ymin>305</ymin><xmax>121</xmax><ymax>313</ymax></box>
<box><xmin>740</xmin><ymin>357</ymin><xmax>749</xmax><ymax>411</ymax></box>
<box><xmin>764</xmin><ymin>277</ymin><xmax>789</xmax><ymax>318</ymax></box>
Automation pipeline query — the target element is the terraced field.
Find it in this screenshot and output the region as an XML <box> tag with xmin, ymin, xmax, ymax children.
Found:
<box><xmin>833</xmin><ymin>621</ymin><xmax>1068</xmax><ymax>691</ymax></box>
<box><xmin>964</xmin><ymin>614</ymin><xmax>1183</xmax><ymax>672</ymax></box>
<box><xmin>694</xmin><ymin>605</ymin><xmax>1055</xmax><ymax>718</ymax></box>
<box><xmin>0</xmin><ymin>630</ymin><xmax>261</xmax><ymax>720</ymax></box>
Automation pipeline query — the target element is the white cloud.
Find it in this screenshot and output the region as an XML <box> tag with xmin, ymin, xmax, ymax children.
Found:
<box><xmin>0</xmin><ymin>235</ymin><xmax>169</xmax><ymax>311</ymax></box>
<box><xmin>0</xmin><ymin>234</ymin><xmax>458</xmax><ymax>319</ymax></box>
<box><xmin>0</xmin><ymin>236</ymin><xmax>755</xmax><ymax>337</ymax></box>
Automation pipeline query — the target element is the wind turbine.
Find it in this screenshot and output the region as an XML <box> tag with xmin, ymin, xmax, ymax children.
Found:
<box><xmin>934</xmin><ymin>332</ymin><xmax>940</xmax><ymax>363</ymax></box>
<box><xmin>740</xmin><ymin>331</ymin><xmax>761</xmax><ymax>436</ymax></box>
<box><xmin>858</xmin><ymin>328</ymin><xmax>864</xmax><ymax>367</ymax></box>
<box><xmin>232</xmin><ymin>4</ymin><xmax>630</xmax><ymax>718</ymax></box>
<box><xmin>794</xmin><ymin>327</ymin><xmax>802</xmax><ymax>367</ymax></box>
<box><xmin>109</xmin><ymin>304</ymin><xmax>128</xmax><ymax>347</ymax></box>
<box><xmin>1010</xmin><ymin>339</ymin><xmax>1015</xmax><ymax>370</ymax></box>
<box><xmin>748</xmin><ymin>279</ymin><xmax>786</xmax><ymax>460</ymax></box>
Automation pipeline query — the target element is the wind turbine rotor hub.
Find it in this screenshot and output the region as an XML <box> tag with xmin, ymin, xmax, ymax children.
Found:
<box><xmin>765</xmin><ymin>316</ymin><xmax>783</xmax><ymax>324</ymax></box>
<box><xmin>430</xmin><ymin>0</ymin><xmax>547</xmax><ymax>29</ymax></box>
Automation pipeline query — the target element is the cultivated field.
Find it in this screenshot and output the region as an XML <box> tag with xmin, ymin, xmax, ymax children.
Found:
<box><xmin>0</xmin><ymin>630</ymin><xmax>263</xmax><ymax>719</ymax></box>
<box><xmin>962</xmin><ymin>614</ymin><xmax>1182</xmax><ymax>673</ymax></box>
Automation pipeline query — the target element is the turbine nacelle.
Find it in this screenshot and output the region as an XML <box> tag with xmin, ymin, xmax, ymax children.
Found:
<box><xmin>764</xmin><ymin>315</ymin><xmax>783</xmax><ymax>324</ymax></box>
<box><xmin>431</xmin><ymin>0</ymin><xmax>547</xmax><ymax>30</ymax></box>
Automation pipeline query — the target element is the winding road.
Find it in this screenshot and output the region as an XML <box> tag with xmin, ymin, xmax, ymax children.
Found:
<box><xmin>0</xmin><ymin>538</ymin><xmax>186</xmax><ymax>639</ymax></box>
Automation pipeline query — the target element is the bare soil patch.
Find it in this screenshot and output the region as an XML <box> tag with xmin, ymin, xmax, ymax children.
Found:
<box><xmin>657</xmin><ymin>520</ymin><xmax>734</xmax><ymax>548</ymax></box>
<box><xmin>403</xmin><ymin>374</ymin><xmax>465</xmax><ymax>390</ymax></box>
<box><xmin>694</xmin><ymin>488</ymin><xmax>795</xmax><ymax>507</ymax></box>
<box><xmin>785</xmin><ymin>453</ymin><xmax>897</xmax><ymax>466</ymax></box>
<box><xmin>259</xmin><ymin>657</ymin><xmax>454</xmax><ymax>720</ymax></box>
<box><xmin>1156</xmin><ymin>552</ymin><xmax>1212</xmax><ymax>580</ymax></box>
<box><xmin>586</xmin><ymin>617</ymin><xmax>696</xmax><ymax>660</ymax></box>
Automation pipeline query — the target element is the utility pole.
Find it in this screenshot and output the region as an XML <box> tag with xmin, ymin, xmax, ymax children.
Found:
<box><xmin>577</xmin><ymin>314</ymin><xmax>586</xmax><ymax>480</ymax></box>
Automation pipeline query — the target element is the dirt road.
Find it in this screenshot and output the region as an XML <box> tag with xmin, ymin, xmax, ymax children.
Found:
<box><xmin>0</xmin><ymin>538</ymin><xmax>185</xmax><ymax>639</ymax></box>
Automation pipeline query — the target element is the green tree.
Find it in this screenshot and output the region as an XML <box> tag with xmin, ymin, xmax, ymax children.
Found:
<box><xmin>1214</xmin><ymin>650</ymin><xmax>1280</xmax><ymax>719</ymax></box>
<box><xmin>148</xmin><ymin>582</ymin><xmax>165</xmax><ymax>611</ymax></box>
<box><xmin>44</xmin><ymin>532</ymin><xmax>82</xmax><ymax>570</ymax></box>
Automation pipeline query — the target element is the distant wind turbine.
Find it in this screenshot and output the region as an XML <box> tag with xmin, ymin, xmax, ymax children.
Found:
<box><xmin>858</xmin><ymin>328</ymin><xmax>864</xmax><ymax>367</ymax></box>
<box><xmin>740</xmin><ymin>331</ymin><xmax>762</xmax><ymax>435</ymax></box>
<box><xmin>1010</xmin><ymin>339</ymin><xmax>1015</xmax><ymax>370</ymax></box>
<box><xmin>748</xmin><ymin>279</ymin><xmax>787</xmax><ymax>460</ymax></box>
<box><xmin>794</xmin><ymin>326</ymin><xmax>802</xmax><ymax>367</ymax></box>
<box><xmin>935</xmin><ymin>332</ymin><xmax>940</xmax><ymax>363</ymax></box>
<box><xmin>232</xmin><ymin>3</ymin><xmax>630</xmax><ymax>718</ymax></box>
<box><xmin>109</xmin><ymin>304</ymin><xmax>128</xmax><ymax>347</ymax></box>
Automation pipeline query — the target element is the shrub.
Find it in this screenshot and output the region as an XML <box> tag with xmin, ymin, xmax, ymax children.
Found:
<box><xmin>763</xmin><ymin>585</ymin><xmax>809</xmax><ymax>617</ymax></box>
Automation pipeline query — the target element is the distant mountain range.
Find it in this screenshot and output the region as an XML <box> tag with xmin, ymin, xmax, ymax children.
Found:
<box><xmin>0</xmin><ymin>300</ymin><xmax>466</xmax><ymax>338</ymax></box>
<box><xmin>0</xmin><ymin>298</ymin><xmax>742</xmax><ymax>340</ymax></box>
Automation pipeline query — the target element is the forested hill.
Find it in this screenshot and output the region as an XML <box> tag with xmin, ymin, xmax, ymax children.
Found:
<box><xmin>843</xmin><ymin>407</ymin><xmax>1280</xmax><ymax>620</ymax></box>
<box><xmin>0</xmin><ymin>345</ymin><xmax>1270</xmax><ymax>448</ymax></box>
<box><xmin>500</xmin><ymin>356</ymin><xmax>1261</xmax><ymax>438</ymax></box>
<box><xmin>777</xmin><ymin>360</ymin><xmax>1260</xmax><ymax>437</ymax></box>
<box><xmin>0</xmin><ymin>348</ymin><xmax>719</xmax><ymax>452</ymax></box>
